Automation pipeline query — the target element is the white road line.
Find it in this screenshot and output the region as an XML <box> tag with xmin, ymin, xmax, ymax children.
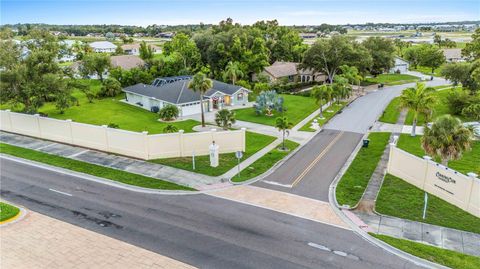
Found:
<box><xmin>48</xmin><ymin>188</ymin><xmax>73</xmax><ymax>197</ymax></box>
<box><xmin>308</xmin><ymin>242</ymin><xmax>331</xmax><ymax>251</ymax></box>
<box><xmin>261</xmin><ymin>180</ymin><xmax>292</xmax><ymax>188</ymax></box>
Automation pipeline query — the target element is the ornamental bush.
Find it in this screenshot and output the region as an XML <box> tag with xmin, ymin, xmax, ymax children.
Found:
<box><xmin>158</xmin><ymin>104</ymin><xmax>179</xmax><ymax>121</ymax></box>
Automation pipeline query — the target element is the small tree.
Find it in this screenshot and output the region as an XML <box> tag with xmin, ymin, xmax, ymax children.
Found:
<box><xmin>188</xmin><ymin>72</ymin><xmax>212</xmax><ymax>127</ymax></box>
<box><xmin>399</xmin><ymin>82</ymin><xmax>437</xmax><ymax>136</ymax></box>
<box><xmin>422</xmin><ymin>115</ymin><xmax>473</xmax><ymax>166</ymax></box>
<box><xmin>139</xmin><ymin>41</ymin><xmax>154</xmax><ymax>61</ymax></box>
<box><xmin>80</xmin><ymin>53</ymin><xmax>111</xmax><ymax>82</ymax></box>
<box><xmin>163</xmin><ymin>124</ymin><xmax>179</xmax><ymax>133</ymax></box>
<box><xmin>215</xmin><ymin>109</ymin><xmax>236</xmax><ymax>130</ymax></box>
<box><xmin>311</xmin><ymin>85</ymin><xmax>332</xmax><ymax>118</ymax></box>
<box><xmin>55</xmin><ymin>92</ymin><xmax>77</xmax><ymax>114</ymax></box>
<box><xmin>223</xmin><ymin>61</ymin><xmax>244</xmax><ymax>85</ymax></box>
<box><xmin>159</xmin><ymin>104</ymin><xmax>179</xmax><ymax>121</ymax></box>
<box><xmin>100</xmin><ymin>78</ymin><xmax>122</xmax><ymax>97</ymax></box>
<box><xmin>254</xmin><ymin>90</ymin><xmax>282</xmax><ymax>116</ymax></box>
<box><xmin>275</xmin><ymin>116</ymin><xmax>293</xmax><ymax>150</ymax></box>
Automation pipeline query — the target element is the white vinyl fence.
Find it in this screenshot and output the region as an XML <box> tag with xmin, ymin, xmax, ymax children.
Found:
<box><xmin>387</xmin><ymin>144</ymin><xmax>480</xmax><ymax>218</ymax></box>
<box><xmin>0</xmin><ymin>110</ymin><xmax>246</xmax><ymax>160</ymax></box>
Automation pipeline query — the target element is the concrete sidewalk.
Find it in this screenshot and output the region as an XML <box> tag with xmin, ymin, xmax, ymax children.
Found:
<box><xmin>356</xmin><ymin>212</ymin><xmax>480</xmax><ymax>257</ymax></box>
<box><xmin>0</xmin><ymin>208</ymin><xmax>195</xmax><ymax>269</ymax></box>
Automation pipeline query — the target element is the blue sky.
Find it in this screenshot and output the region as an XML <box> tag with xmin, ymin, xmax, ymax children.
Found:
<box><xmin>1</xmin><ymin>0</ymin><xmax>479</xmax><ymax>26</ymax></box>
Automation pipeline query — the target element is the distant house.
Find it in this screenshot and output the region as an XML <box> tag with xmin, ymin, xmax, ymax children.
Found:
<box><xmin>299</xmin><ymin>33</ymin><xmax>317</xmax><ymax>39</ymax></box>
<box><xmin>121</xmin><ymin>43</ymin><xmax>161</xmax><ymax>55</ymax></box>
<box><xmin>389</xmin><ymin>57</ymin><xmax>410</xmax><ymax>73</ymax></box>
<box><xmin>111</xmin><ymin>55</ymin><xmax>145</xmax><ymax>70</ymax></box>
<box><xmin>123</xmin><ymin>76</ymin><xmax>250</xmax><ymax>116</ymax></box>
<box><xmin>255</xmin><ymin>61</ymin><xmax>326</xmax><ymax>83</ymax></box>
<box><xmin>89</xmin><ymin>41</ymin><xmax>117</xmax><ymax>53</ymax></box>
<box><xmin>442</xmin><ymin>48</ymin><xmax>464</xmax><ymax>62</ymax></box>
<box><xmin>156</xmin><ymin>32</ymin><xmax>175</xmax><ymax>39</ymax></box>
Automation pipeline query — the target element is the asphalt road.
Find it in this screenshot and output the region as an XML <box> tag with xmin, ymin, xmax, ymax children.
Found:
<box><xmin>0</xmin><ymin>158</ymin><xmax>421</xmax><ymax>269</ymax></box>
<box><xmin>255</xmin><ymin>129</ymin><xmax>363</xmax><ymax>201</ymax></box>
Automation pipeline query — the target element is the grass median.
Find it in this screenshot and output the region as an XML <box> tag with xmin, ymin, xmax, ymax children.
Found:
<box><xmin>299</xmin><ymin>102</ymin><xmax>347</xmax><ymax>132</ymax></box>
<box><xmin>150</xmin><ymin>131</ymin><xmax>276</xmax><ymax>176</ymax></box>
<box><xmin>335</xmin><ymin>132</ymin><xmax>391</xmax><ymax>207</ymax></box>
<box><xmin>376</xmin><ymin>174</ymin><xmax>480</xmax><ymax>233</ymax></box>
<box><xmin>231</xmin><ymin>140</ymin><xmax>299</xmax><ymax>182</ymax></box>
<box><xmin>378</xmin><ymin>97</ymin><xmax>401</xmax><ymax>124</ymax></box>
<box><xmin>0</xmin><ymin>202</ymin><xmax>20</xmax><ymax>222</ymax></box>
<box><xmin>0</xmin><ymin>143</ymin><xmax>195</xmax><ymax>191</ymax></box>
<box><xmin>371</xmin><ymin>234</ymin><xmax>480</xmax><ymax>269</ymax></box>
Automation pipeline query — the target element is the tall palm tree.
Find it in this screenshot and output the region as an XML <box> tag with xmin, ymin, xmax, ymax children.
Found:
<box><xmin>223</xmin><ymin>61</ymin><xmax>244</xmax><ymax>85</ymax></box>
<box><xmin>215</xmin><ymin>109</ymin><xmax>236</xmax><ymax>130</ymax></box>
<box><xmin>399</xmin><ymin>82</ymin><xmax>437</xmax><ymax>136</ymax></box>
<box><xmin>188</xmin><ymin>72</ymin><xmax>213</xmax><ymax>127</ymax></box>
<box><xmin>312</xmin><ymin>85</ymin><xmax>332</xmax><ymax>118</ymax></box>
<box><xmin>422</xmin><ymin>115</ymin><xmax>473</xmax><ymax>166</ymax></box>
<box><xmin>275</xmin><ymin>116</ymin><xmax>293</xmax><ymax>150</ymax></box>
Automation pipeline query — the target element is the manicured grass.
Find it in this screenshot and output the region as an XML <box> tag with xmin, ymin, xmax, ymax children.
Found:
<box><xmin>1</xmin><ymin>79</ymin><xmax>200</xmax><ymax>134</ymax></box>
<box><xmin>396</xmin><ymin>134</ymin><xmax>480</xmax><ymax>175</ymax></box>
<box><xmin>0</xmin><ymin>143</ymin><xmax>194</xmax><ymax>191</ymax></box>
<box><xmin>378</xmin><ymin>97</ymin><xmax>401</xmax><ymax>124</ymax></box>
<box><xmin>335</xmin><ymin>132</ymin><xmax>391</xmax><ymax>207</ymax></box>
<box><xmin>234</xmin><ymin>94</ymin><xmax>318</xmax><ymax>126</ymax></box>
<box><xmin>404</xmin><ymin>89</ymin><xmax>451</xmax><ymax>125</ymax></box>
<box><xmin>371</xmin><ymin>234</ymin><xmax>480</xmax><ymax>269</ymax></box>
<box><xmin>299</xmin><ymin>101</ymin><xmax>347</xmax><ymax>132</ymax></box>
<box><xmin>150</xmin><ymin>132</ymin><xmax>277</xmax><ymax>176</ymax></box>
<box><xmin>365</xmin><ymin>74</ymin><xmax>419</xmax><ymax>86</ymax></box>
<box><xmin>0</xmin><ymin>202</ymin><xmax>20</xmax><ymax>222</ymax></box>
<box><xmin>376</xmin><ymin>174</ymin><xmax>480</xmax><ymax>233</ymax></box>
<box><xmin>231</xmin><ymin>140</ymin><xmax>299</xmax><ymax>182</ymax></box>
<box><xmin>410</xmin><ymin>65</ymin><xmax>444</xmax><ymax>77</ymax></box>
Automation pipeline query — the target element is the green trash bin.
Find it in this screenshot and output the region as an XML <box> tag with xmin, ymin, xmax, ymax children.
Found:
<box><xmin>362</xmin><ymin>139</ymin><xmax>370</xmax><ymax>148</ymax></box>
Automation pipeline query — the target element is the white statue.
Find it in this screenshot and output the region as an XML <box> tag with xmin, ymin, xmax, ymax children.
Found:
<box><xmin>311</xmin><ymin>119</ymin><xmax>320</xmax><ymax>130</ymax></box>
<box><xmin>209</xmin><ymin>141</ymin><xmax>219</xmax><ymax>167</ymax></box>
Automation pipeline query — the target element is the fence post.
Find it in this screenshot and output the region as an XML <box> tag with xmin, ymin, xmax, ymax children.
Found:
<box><xmin>241</xmin><ymin>128</ymin><xmax>247</xmax><ymax>152</ymax></box>
<box><xmin>422</xmin><ymin>156</ymin><xmax>432</xmax><ymax>190</ymax></box>
<box><xmin>178</xmin><ymin>130</ymin><xmax>184</xmax><ymax>157</ymax></box>
<box><xmin>101</xmin><ymin>125</ymin><xmax>109</xmax><ymax>152</ymax></box>
<box><xmin>5</xmin><ymin>110</ymin><xmax>13</xmax><ymax>131</ymax></box>
<box><xmin>466</xmin><ymin>172</ymin><xmax>478</xmax><ymax>214</ymax></box>
<box><xmin>66</xmin><ymin>119</ymin><xmax>73</xmax><ymax>144</ymax></box>
<box><xmin>34</xmin><ymin>114</ymin><xmax>42</xmax><ymax>138</ymax></box>
<box><xmin>142</xmin><ymin>131</ymin><xmax>149</xmax><ymax>160</ymax></box>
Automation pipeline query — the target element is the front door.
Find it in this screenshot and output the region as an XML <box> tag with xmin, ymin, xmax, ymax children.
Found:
<box><xmin>224</xmin><ymin>95</ymin><xmax>231</xmax><ymax>106</ymax></box>
<box><xmin>212</xmin><ymin>98</ymin><xmax>219</xmax><ymax>109</ymax></box>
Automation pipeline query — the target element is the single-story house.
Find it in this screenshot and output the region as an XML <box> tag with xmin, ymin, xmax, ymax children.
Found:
<box><xmin>123</xmin><ymin>76</ymin><xmax>251</xmax><ymax>116</ymax></box>
<box><xmin>89</xmin><ymin>41</ymin><xmax>117</xmax><ymax>53</ymax></box>
<box><xmin>121</xmin><ymin>43</ymin><xmax>162</xmax><ymax>55</ymax></box>
<box><xmin>111</xmin><ymin>55</ymin><xmax>145</xmax><ymax>70</ymax></box>
<box><xmin>255</xmin><ymin>61</ymin><xmax>326</xmax><ymax>83</ymax></box>
<box><xmin>442</xmin><ymin>48</ymin><xmax>464</xmax><ymax>62</ymax></box>
<box><xmin>389</xmin><ymin>57</ymin><xmax>410</xmax><ymax>73</ymax></box>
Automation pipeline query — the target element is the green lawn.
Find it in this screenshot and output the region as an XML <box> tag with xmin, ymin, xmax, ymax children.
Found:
<box><xmin>150</xmin><ymin>131</ymin><xmax>277</xmax><ymax>176</ymax></box>
<box><xmin>379</xmin><ymin>97</ymin><xmax>401</xmax><ymax>124</ymax></box>
<box><xmin>231</xmin><ymin>140</ymin><xmax>299</xmax><ymax>182</ymax></box>
<box><xmin>1</xmin><ymin>79</ymin><xmax>200</xmax><ymax>134</ymax></box>
<box><xmin>397</xmin><ymin>134</ymin><xmax>480</xmax><ymax>175</ymax></box>
<box><xmin>376</xmin><ymin>174</ymin><xmax>480</xmax><ymax>234</ymax></box>
<box><xmin>299</xmin><ymin>101</ymin><xmax>347</xmax><ymax>132</ymax></box>
<box><xmin>234</xmin><ymin>94</ymin><xmax>318</xmax><ymax>126</ymax></box>
<box><xmin>335</xmin><ymin>132</ymin><xmax>391</xmax><ymax>207</ymax></box>
<box><xmin>404</xmin><ymin>89</ymin><xmax>450</xmax><ymax>125</ymax></box>
<box><xmin>0</xmin><ymin>202</ymin><xmax>20</xmax><ymax>222</ymax></box>
<box><xmin>371</xmin><ymin>234</ymin><xmax>480</xmax><ymax>269</ymax></box>
<box><xmin>410</xmin><ymin>65</ymin><xmax>444</xmax><ymax>77</ymax></box>
<box><xmin>0</xmin><ymin>143</ymin><xmax>194</xmax><ymax>191</ymax></box>
<box><xmin>365</xmin><ymin>74</ymin><xmax>420</xmax><ymax>86</ymax></box>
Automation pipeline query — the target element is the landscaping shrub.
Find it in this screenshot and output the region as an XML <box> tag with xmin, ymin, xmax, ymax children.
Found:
<box><xmin>159</xmin><ymin>104</ymin><xmax>179</xmax><ymax>121</ymax></box>
<box><xmin>107</xmin><ymin>123</ymin><xmax>119</xmax><ymax>128</ymax></box>
<box><xmin>99</xmin><ymin>78</ymin><xmax>122</xmax><ymax>97</ymax></box>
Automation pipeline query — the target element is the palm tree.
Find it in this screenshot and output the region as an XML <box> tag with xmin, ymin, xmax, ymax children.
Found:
<box><xmin>399</xmin><ymin>82</ymin><xmax>437</xmax><ymax>136</ymax></box>
<box><xmin>275</xmin><ymin>116</ymin><xmax>293</xmax><ymax>150</ymax></box>
<box><xmin>312</xmin><ymin>85</ymin><xmax>332</xmax><ymax>118</ymax></box>
<box><xmin>215</xmin><ymin>109</ymin><xmax>236</xmax><ymax>130</ymax></box>
<box><xmin>188</xmin><ymin>72</ymin><xmax>213</xmax><ymax>127</ymax></box>
<box><xmin>339</xmin><ymin>65</ymin><xmax>363</xmax><ymax>95</ymax></box>
<box><xmin>163</xmin><ymin>124</ymin><xmax>179</xmax><ymax>133</ymax></box>
<box><xmin>223</xmin><ymin>61</ymin><xmax>244</xmax><ymax>85</ymax></box>
<box><xmin>422</xmin><ymin>115</ymin><xmax>473</xmax><ymax>166</ymax></box>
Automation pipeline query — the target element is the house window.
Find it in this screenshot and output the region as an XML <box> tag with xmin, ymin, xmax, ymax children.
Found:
<box><xmin>237</xmin><ymin>93</ymin><xmax>244</xmax><ymax>101</ymax></box>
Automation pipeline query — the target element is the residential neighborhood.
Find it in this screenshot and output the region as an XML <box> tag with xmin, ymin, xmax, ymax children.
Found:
<box><xmin>0</xmin><ymin>1</ymin><xmax>479</xmax><ymax>269</ymax></box>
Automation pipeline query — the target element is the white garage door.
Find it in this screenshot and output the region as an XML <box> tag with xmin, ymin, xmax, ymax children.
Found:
<box><xmin>180</xmin><ymin>104</ymin><xmax>201</xmax><ymax>116</ymax></box>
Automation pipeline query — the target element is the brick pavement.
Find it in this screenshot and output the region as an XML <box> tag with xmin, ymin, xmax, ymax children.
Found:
<box><xmin>0</xmin><ymin>209</ymin><xmax>195</xmax><ymax>269</ymax></box>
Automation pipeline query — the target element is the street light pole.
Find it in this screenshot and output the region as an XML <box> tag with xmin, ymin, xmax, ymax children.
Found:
<box><xmin>422</xmin><ymin>192</ymin><xmax>428</xmax><ymax>219</ymax></box>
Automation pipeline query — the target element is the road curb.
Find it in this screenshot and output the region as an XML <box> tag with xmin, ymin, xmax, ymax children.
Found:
<box><xmin>327</xmin><ymin>135</ymin><xmax>448</xmax><ymax>269</ymax></box>
<box><xmin>0</xmin><ymin>202</ymin><xmax>28</xmax><ymax>227</ymax></box>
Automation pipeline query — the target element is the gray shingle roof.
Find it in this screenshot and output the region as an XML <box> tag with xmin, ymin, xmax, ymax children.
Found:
<box><xmin>123</xmin><ymin>79</ymin><xmax>247</xmax><ymax>104</ymax></box>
